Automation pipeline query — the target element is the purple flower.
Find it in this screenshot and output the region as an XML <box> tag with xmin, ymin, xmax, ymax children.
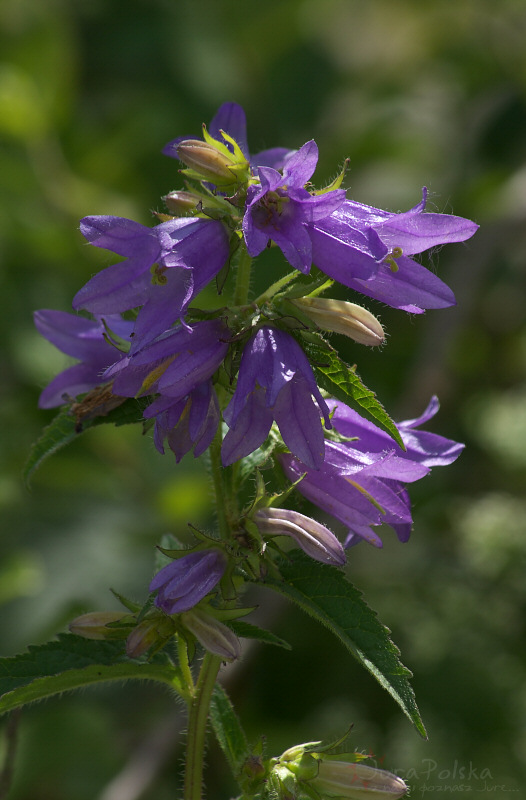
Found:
<box><xmin>34</xmin><ymin>309</ymin><xmax>133</xmax><ymax>408</ymax></box>
<box><xmin>144</xmin><ymin>381</ymin><xmax>220</xmax><ymax>462</ymax></box>
<box><xmin>149</xmin><ymin>549</ymin><xmax>227</xmax><ymax>614</ymax></box>
<box><xmin>309</xmin><ymin>188</ymin><xmax>478</xmax><ymax>313</ymax></box>
<box><xmin>222</xmin><ymin>327</ymin><xmax>331</xmax><ymax>470</ymax></box>
<box><xmin>163</xmin><ymin>101</ymin><xmax>295</xmax><ymax>173</ymax></box>
<box><xmin>280</xmin><ymin>397</ymin><xmax>463</xmax><ymax>548</ymax></box>
<box><xmin>253</xmin><ymin>507</ymin><xmax>345</xmax><ymax>566</ymax></box>
<box><xmin>242</xmin><ymin>140</ymin><xmax>345</xmax><ymax>273</ymax></box>
<box><xmin>104</xmin><ymin>318</ymin><xmax>230</xmax><ymax>400</ymax></box>
<box><xmin>73</xmin><ymin>215</ymin><xmax>230</xmax><ymax>351</ymax></box>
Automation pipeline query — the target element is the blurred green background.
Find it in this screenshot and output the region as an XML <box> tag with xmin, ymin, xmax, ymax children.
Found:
<box><xmin>1</xmin><ymin>0</ymin><xmax>526</xmax><ymax>797</ymax></box>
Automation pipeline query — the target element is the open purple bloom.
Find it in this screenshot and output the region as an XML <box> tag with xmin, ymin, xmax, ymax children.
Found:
<box><xmin>144</xmin><ymin>380</ymin><xmax>220</xmax><ymax>462</ymax></box>
<box><xmin>150</xmin><ymin>549</ymin><xmax>227</xmax><ymax>614</ymax></box>
<box><xmin>34</xmin><ymin>309</ymin><xmax>132</xmax><ymax>408</ymax></box>
<box><xmin>222</xmin><ymin>326</ymin><xmax>331</xmax><ymax>469</ymax></box>
<box><xmin>105</xmin><ymin>318</ymin><xmax>230</xmax><ymax>401</ymax></box>
<box><xmin>163</xmin><ymin>101</ymin><xmax>295</xmax><ymax>172</ymax></box>
<box><xmin>280</xmin><ymin>396</ymin><xmax>463</xmax><ymax>547</ymax></box>
<box><xmin>73</xmin><ymin>215</ymin><xmax>229</xmax><ymax>351</ymax></box>
<box><xmin>242</xmin><ymin>140</ymin><xmax>345</xmax><ymax>273</ymax></box>
<box><xmin>309</xmin><ymin>188</ymin><xmax>478</xmax><ymax>313</ymax></box>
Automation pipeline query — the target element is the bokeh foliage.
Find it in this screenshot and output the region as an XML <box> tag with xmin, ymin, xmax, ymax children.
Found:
<box><xmin>1</xmin><ymin>0</ymin><xmax>525</xmax><ymax>797</ymax></box>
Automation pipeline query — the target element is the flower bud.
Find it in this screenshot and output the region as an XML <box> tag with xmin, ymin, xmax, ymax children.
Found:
<box><xmin>163</xmin><ymin>190</ymin><xmax>201</xmax><ymax>215</ymax></box>
<box><xmin>176</xmin><ymin>139</ymin><xmax>239</xmax><ymax>186</ymax></box>
<box><xmin>291</xmin><ymin>297</ymin><xmax>385</xmax><ymax>346</ymax></box>
<box><xmin>254</xmin><ymin>508</ymin><xmax>345</xmax><ymax>566</ymax></box>
<box><xmin>312</xmin><ymin>761</ymin><xmax>408</xmax><ymax>799</ymax></box>
<box><xmin>125</xmin><ymin>617</ymin><xmax>174</xmax><ymax>659</ymax></box>
<box><xmin>69</xmin><ymin>612</ymin><xmax>130</xmax><ymax>640</ymax></box>
<box><xmin>181</xmin><ymin>609</ymin><xmax>241</xmax><ymax>661</ymax></box>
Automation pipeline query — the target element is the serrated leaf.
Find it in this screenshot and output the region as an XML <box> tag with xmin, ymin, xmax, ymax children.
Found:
<box><xmin>210</xmin><ymin>684</ymin><xmax>250</xmax><ymax>779</ymax></box>
<box><xmin>0</xmin><ymin>634</ymin><xmax>183</xmax><ymax>715</ymax></box>
<box><xmin>229</xmin><ymin>620</ymin><xmax>291</xmax><ymax>650</ymax></box>
<box><xmin>24</xmin><ymin>397</ymin><xmax>148</xmax><ymax>486</ymax></box>
<box><xmin>302</xmin><ymin>336</ymin><xmax>404</xmax><ymax>449</ymax></box>
<box><xmin>261</xmin><ymin>552</ymin><xmax>426</xmax><ymax>738</ymax></box>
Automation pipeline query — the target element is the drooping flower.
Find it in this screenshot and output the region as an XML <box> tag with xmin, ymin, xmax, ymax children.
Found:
<box><xmin>73</xmin><ymin>215</ymin><xmax>230</xmax><ymax>351</ymax></box>
<box><xmin>242</xmin><ymin>140</ymin><xmax>345</xmax><ymax>273</ymax></box>
<box><xmin>104</xmin><ymin>318</ymin><xmax>230</xmax><ymax>401</ymax></box>
<box><xmin>149</xmin><ymin>549</ymin><xmax>227</xmax><ymax>614</ymax></box>
<box><xmin>308</xmin><ymin>188</ymin><xmax>478</xmax><ymax>313</ymax></box>
<box><xmin>144</xmin><ymin>380</ymin><xmax>220</xmax><ymax>462</ymax></box>
<box><xmin>253</xmin><ymin>507</ymin><xmax>345</xmax><ymax>566</ymax></box>
<box><xmin>34</xmin><ymin>309</ymin><xmax>133</xmax><ymax>408</ymax></box>
<box><xmin>221</xmin><ymin>326</ymin><xmax>331</xmax><ymax>470</ymax></box>
<box><xmin>163</xmin><ymin>101</ymin><xmax>295</xmax><ymax>173</ymax></box>
<box><xmin>280</xmin><ymin>396</ymin><xmax>463</xmax><ymax>547</ymax></box>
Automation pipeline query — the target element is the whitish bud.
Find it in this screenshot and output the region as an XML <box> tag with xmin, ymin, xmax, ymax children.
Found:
<box><xmin>313</xmin><ymin>761</ymin><xmax>408</xmax><ymax>799</ymax></box>
<box><xmin>69</xmin><ymin>612</ymin><xmax>130</xmax><ymax>640</ymax></box>
<box><xmin>292</xmin><ymin>297</ymin><xmax>385</xmax><ymax>346</ymax></box>
<box><xmin>254</xmin><ymin>508</ymin><xmax>345</xmax><ymax>566</ymax></box>
<box><xmin>164</xmin><ymin>190</ymin><xmax>201</xmax><ymax>215</ymax></box>
<box><xmin>176</xmin><ymin>139</ymin><xmax>239</xmax><ymax>186</ymax></box>
<box><xmin>181</xmin><ymin>609</ymin><xmax>241</xmax><ymax>661</ymax></box>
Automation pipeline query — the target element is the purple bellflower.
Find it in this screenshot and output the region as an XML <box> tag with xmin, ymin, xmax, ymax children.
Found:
<box><xmin>309</xmin><ymin>188</ymin><xmax>478</xmax><ymax>313</ymax></box>
<box><xmin>149</xmin><ymin>549</ymin><xmax>227</xmax><ymax>615</ymax></box>
<box><xmin>144</xmin><ymin>380</ymin><xmax>220</xmax><ymax>461</ymax></box>
<box><xmin>34</xmin><ymin>309</ymin><xmax>133</xmax><ymax>408</ymax></box>
<box><xmin>221</xmin><ymin>326</ymin><xmax>331</xmax><ymax>470</ymax></box>
<box><xmin>103</xmin><ymin>318</ymin><xmax>230</xmax><ymax>401</ymax></box>
<box><xmin>73</xmin><ymin>215</ymin><xmax>230</xmax><ymax>352</ymax></box>
<box><xmin>242</xmin><ymin>140</ymin><xmax>345</xmax><ymax>273</ymax></box>
<box><xmin>163</xmin><ymin>101</ymin><xmax>295</xmax><ymax>173</ymax></box>
<box><xmin>281</xmin><ymin>396</ymin><xmax>463</xmax><ymax>548</ymax></box>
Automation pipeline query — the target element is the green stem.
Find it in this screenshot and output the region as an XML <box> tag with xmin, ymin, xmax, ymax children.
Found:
<box><xmin>233</xmin><ymin>245</ymin><xmax>252</xmax><ymax>307</ymax></box>
<box><xmin>183</xmin><ymin>653</ymin><xmax>222</xmax><ymax>800</ymax></box>
<box><xmin>177</xmin><ymin>634</ymin><xmax>195</xmax><ymax>697</ymax></box>
<box><xmin>208</xmin><ymin>425</ymin><xmax>233</xmax><ymax>540</ymax></box>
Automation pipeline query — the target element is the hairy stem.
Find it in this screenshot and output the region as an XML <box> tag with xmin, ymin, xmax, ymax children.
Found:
<box><xmin>183</xmin><ymin>653</ymin><xmax>222</xmax><ymax>800</ymax></box>
<box><xmin>233</xmin><ymin>245</ymin><xmax>252</xmax><ymax>307</ymax></box>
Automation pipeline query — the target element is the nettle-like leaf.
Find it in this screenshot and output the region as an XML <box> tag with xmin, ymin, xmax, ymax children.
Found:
<box><xmin>210</xmin><ymin>684</ymin><xmax>251</xmax><ymax>781</ymax></box>
<box><xmin>300</xmin><ymin>334</ymin><xmax>404</xmax><ymax>449</ymax></box>
<box><xmin>24</xmin><ymin>397</ymin><xmax>149</xmax><ymax>486</ymax></box>
<box><xmin>262</xmin><ymin>552</ymin><xmax>426</xmax><ymax>738</ymax></box>
<box><xmin>0</xmin><ymin>634</ymin><xmax>183</xmax><ymax>715</ymax></box>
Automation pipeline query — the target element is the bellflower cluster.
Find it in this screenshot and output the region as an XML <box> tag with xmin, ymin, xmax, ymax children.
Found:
<box><xmin>36</xmin><ymin>101</ymin><xmax>477</xmax><ymax>651</ymax></box>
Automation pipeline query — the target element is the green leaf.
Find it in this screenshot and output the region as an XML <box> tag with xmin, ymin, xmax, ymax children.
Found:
<box><xmin>301</xmin><ymin>335</ymin><xmax>404</xmax><ymax>449</ymax></box>
<box><xmin>262</xmin><ymin>552</ymin><xmax>426</xmax><ymax>738</ymax></box>
<box><xmin>0</xmin><ymin>634</ymin><xmax>183</xmax><ymax>715</ymax></box>
<box><xmin>230</xmin><ymin>620</ymin><xmax>291</xmax><ymax>650</ymax></box>
<box><xmin>210</xmin><ymin>684</ymin><xmax>251</xmax><ymax>780</ymax></box>
<box><xmin>24</xmin><ymin>397</ymin><xmax>148</xmax><ymax>486</ymax></box>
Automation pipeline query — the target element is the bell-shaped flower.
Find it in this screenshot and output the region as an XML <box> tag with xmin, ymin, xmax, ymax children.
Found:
<box><xmin>280</xmin><ymin>397</ymin><xmax>463</xmax><ymax>548</ymax></box>
<box><xmin>308</xmin><ymin>188</ymin><xmax>478</xmax><ymax>313</ymax></box>
<box><xmin>149</xmin><ymin>549</ymin><xmax>227</xmax><ymax>615</ymax></box>
<box><xmin>163</xmin><ymin>101</ymin><xmax>295</xmax><ymax>173</ymax></box>
<box><xmin>34</xmin><ymin>309</ymin><xmax>133</xmax><ymax>408</ymax></box>
<box><xmin>73</xmin><ymin>215</ymin><xmax>230</xmax><ymax>351</ymax></box>
<box><xmin>242</xmin><ymin>140</ymin><xmax>345</xmax><ymax>273</ymax></box>
<box><xmin>253</xmin><ymin>507</ymin><xmax>345</xmax><ymax>566</ymax></box>
<box><xmin>104</xmin><ymin>318</ymin><xmax>230</xmax><ymax>401</ymax></box>
<box><xmin>221</xmin><ymin>326</ymin><xmax>331</xmax><ymax>470</ymax></box>
<box><xmin>144</xmin><ymin>380</ymin><xmax>220</xmax><ymax>462</ymax></box>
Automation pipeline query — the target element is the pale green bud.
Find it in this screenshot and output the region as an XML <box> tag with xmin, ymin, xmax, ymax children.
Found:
<box><xmin>313</xmin><ymin>761</ymin><xmax>408</xmax><ymax>799</ymax></box>
<box><xmin>69</xmin><ymin>612</ymin><xmax>130</xmax><ymax>640</ymax></box>
<box><xmin>164</xmin><ymin>190</ymin><xmax>201</xmax><ymax>215</ymax></box>
<box><xmin>292</xmin><ymin>297</ymin><xmax>385</xmax><ymax>346</ymax></box>
<box><xmin>176</xmin><ymin>139</ymin><xmax>239</xmax><ymax>186</ymax></box>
